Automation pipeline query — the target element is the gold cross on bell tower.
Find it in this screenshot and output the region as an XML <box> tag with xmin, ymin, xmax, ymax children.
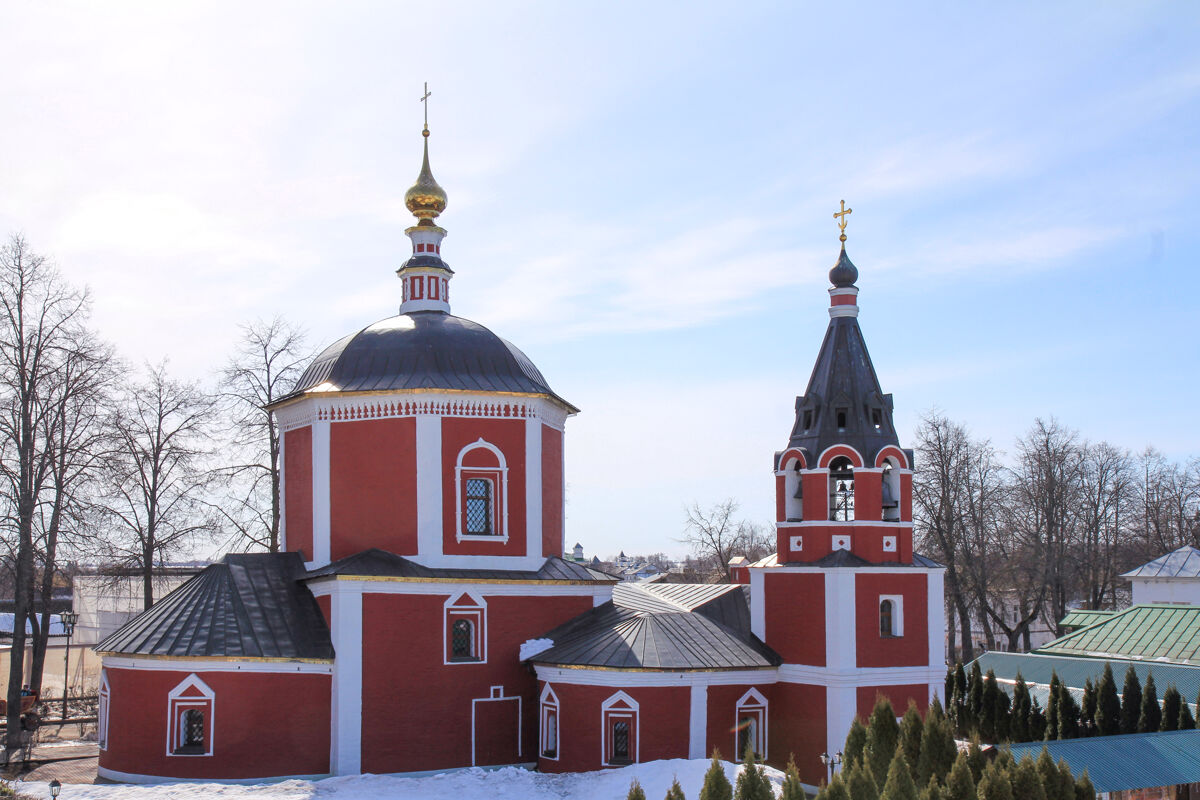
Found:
<box><xmin>420</xmin><ymin>82</ymin><xmax>432</xmax><ymax>136</ymax></box>
<box><xmin>833</xmin><ymin>200</ymin><xmax>852</xmax><ymax>243</ymax></box>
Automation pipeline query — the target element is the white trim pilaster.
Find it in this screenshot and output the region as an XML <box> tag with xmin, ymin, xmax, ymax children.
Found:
<box><xmin>525</xmin><ymin>419</ymin><xmax>542</xmax><ymax>559</ymax></box>
<box><xmin>750</xmin><ymin>569</ymin><xmax>766</xmax><ymax>641</ymax></box>
<box><xmin>330</xmin><ymin>586</ymin><xmax>363</xmax><ymax>775</ymax></box>
<box><xmin>824</xmin><ymin>570</ymin><xmax>857</xmax><ymax>670</ymax></box>
<box><xmin>416</xmin><ymin>414</ymin><xmax>443</xmax><ymax>558</ymax></box>
<box><xmin>927</xmin><ymin>568</ymin><xmax>946</xmax><ymax>685</ymax></box>
<box><xmin>688</xmin><ymin>683</ymin><xmax>707</xmax><ymax>759</ymax></box>
<box><xmin>312</xmin><ymin>419</ymin><xmax>331</xmax><ymax>567</ymax></box>
<box><xmin>826</xmin><ymin>685</ymin><xmax>857</xmax><ymax>757</ymax></box>
<box><xmin>278</xmin><ymin>431</ymin><xmax>287</xmax><ymax>552</ymax></box>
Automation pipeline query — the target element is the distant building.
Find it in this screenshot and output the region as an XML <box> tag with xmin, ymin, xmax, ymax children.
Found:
<box><xmin>1121</xmin><ymin>545</ymin><xmax>1200</xmax><ymax>605</ymax></box>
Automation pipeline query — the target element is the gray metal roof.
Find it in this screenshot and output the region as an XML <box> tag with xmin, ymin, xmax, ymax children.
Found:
<box><xmin>529</xmin><ymin>583</ymin><xmax>778</xmax><ymax>670</ymax></box>
<box><xmin>97</xmin><ymin>553</ymin><xmax>333</xmax><ymax>660</ymax></box>
<box><xmin>304</xmin><ymin>548</ymin><xmax>617</xmax><ymax>583</ymax></box>
<box><xmin>1007</xmin><ymin>730</ymin><xmax>1200</xmax><ymax>793</ymax></box>
<box><xmin>280</xmin><ymin>311</ymin><xmax>577</xmax><ymax>411</ymax></box>
<box><xmin>1122</xmin><ymin>546</ymin><xmax>1200</xmax><ymax>579</ymax></box>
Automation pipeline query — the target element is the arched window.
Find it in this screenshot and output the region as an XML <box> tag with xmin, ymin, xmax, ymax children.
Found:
<box><xmin>602</xmin><ymin>691</ymin><xmax>639</xmax><ymax>766</ymax></box>
<box><xmin>540</xmin><ymin>685</ymin><xmax>560</xmax><ymax>760</ymax></box>
<box><xmin>465</xmin><ymin>478</ymin><xmax>493</xmax><ymax>535</ymax></box>
<box><xmin>734</xmin><ymin>688</ymin><xmax>768</xmax><ymax>761</ymax></box>
<box><xmin>97</xmin><ymin>670</ymin><xmax>110</xmax><ymax>751</ymax></box>
<box><xmin>167</xmin><ymin>673</ymin><xmax>214</xmax><ymax>757</ymax></box>
<box><xmin>456</xmin><ymin>440</ymin><xmax>508</xmax><ymax>541</ymax></box>
<box><xmin>451</xmin><ymin>618</ymin><xmax>475</xmax><ymax>659</ymax></box>
<box><xmin>829</xmin><ymin>456</ymin><xmax>855</xmax><ymax>521</ymax></box>
<box><xmin>880</xmin><ymin>599</ymin><xmax>894</xmax><ymax>637</ymax></box>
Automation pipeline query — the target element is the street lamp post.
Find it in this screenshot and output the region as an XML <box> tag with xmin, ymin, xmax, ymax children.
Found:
<box><xmin>60</xmin><ymin>611</ymin><xmax>78</xmax><ymax>721</ymax></box>
<box><xmin>819</xmin><ymin>751</ymin><xmax>843</xmax><ymax>784</ymax></box>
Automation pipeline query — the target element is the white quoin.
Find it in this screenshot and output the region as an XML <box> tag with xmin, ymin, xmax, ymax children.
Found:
<box><xmin>399</xmin><ymin>225</ymin><xmax>451</xmax><ymax>314</ymax></box>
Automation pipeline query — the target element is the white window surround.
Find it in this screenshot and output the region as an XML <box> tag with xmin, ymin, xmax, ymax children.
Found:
<box><xmin>166</xmin><ymin>673</ymin><xmax>215</xmax><ymax>758</ymax></box>
<box><xmin>540</xmin><ymin>684</ymin><xmax>560</xmax><ymax>760</ymax></box>
<box><xmin>444</xmin><ymin>592</ymin><xmax>488</xmax><ymax>665</ymax></box>
<box><xmin>98</xmin><ymin>670</ymin><xmax>110</xmax><ymax>751</ymax></box>
<box><xmin>880</xmin><ymin>594</ymin><xmax>904</xmax><ymax>637</ymax></box>
<box><xmin>601</xmin><ymin>690</ymin><xmax>640</xmax><ymax>766</ymax></box>
<box><xmin>455</xmin><ymin>439</ymin><xmax>509</xmax><ymax>543</ymax></box>
<box><xmin>734</xmin><ymin>688</ymin><xmax>768</xmax><ymax>761</ymax></box>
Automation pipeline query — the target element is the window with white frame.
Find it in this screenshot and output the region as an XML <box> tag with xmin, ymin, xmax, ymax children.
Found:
<box><xmin>879</xmin><ymin>595</ymin><xmax>904</xmax><ymax>637</ymax></box>
<box><xmin>445</xmin><ymin>592</ymin><xmax>487</xmax><ymax>664</ymax></box>
<box><xmin>166</xmin><ymin>674</ymin><xmax>215</xmax><ymax>757</ymax></box>
<box><xmin>735</xmin><ymin>688</ymin><xmax>768</xmax><ymax>760</ymax></box>
<box><xmin>540</xmin><ymin>684</ymin><xmax>560</xmax><ymax>759</ymax></box>
<box><xmin>455</xmin><ymin>440</ymin><xmax>508</xmax><ymax>541</ymax></box>
<box><xmin>98</xmin><ymin>670</ymin><xmax>110</xmax><ymax>751</ymax></box>
<box><xmin>601</xmin><ymin>691</ymin><xmax>639</xmax><ymax>766</ymax></box>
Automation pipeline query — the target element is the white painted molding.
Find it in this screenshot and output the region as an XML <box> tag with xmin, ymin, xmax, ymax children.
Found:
<box><xmin>533</xmin><ymin>665</ymin><xmax>777</xmax><ymax>688</ymax></box>
<box><xmin>525</xmin><ymin>419</ymin><xmax>543</xmax><ymax>560</ymax></box>
<box><xmin>775</xmin><ymin>520</ymin><xmax>913</xmax><ymax>530</ymax></box>
<box><xmin>750</xmin><ymin>570</ymin><xmax>766</xmax><ymax>641</ymax></box>
<box><xmin>824</xmin><ymin>571</ymin><xmax>857</xmax><ymax>670</ymax></box>
<box><xmin>275</xmin><ymin>393</ymin><xmax>571</xmax><ymax>432</ymax></box>
<box><xmin>415</xmin><ymin>413</ymin><xmax>443</xmax><ymax>558</ymax></box>
<box><xmin>829</xmin><ymin>305</ymin><xmax>860</xmax><ymax>318</ymax></box>
<box><xmin>471</xmin><ymin>688</ymin><xmax>522</xmax><ymax>766</ymax></box>
<box><xmin>312</xmin><ymin>420</ymin><xmax>331</xmax><ymax>567</ymax></box>
<box><xmin>778</xmin><ymin>663</ymin><xmax>945</xmax><ymax>688</ymax></box>
<box><xmin>688</xmin><ymin>684</ymin><xmax>707</xmax><ymax>759</ymax></box>
<box><xmin>307</xmin><ymin>578</ymin><xmax>611</xmax><ymax>601</ymax></box>
<box><xmin>826</xmin><ymin>685</ymin><xmax>857</xmax><ymax>761</ymax></box>
<box><xmin>97</xmin><ymin>766</ymin><xmax>332</xmax><ymax>785</ymax></box>
<box><xmin>101</xmin><ymin>656</ymin><xmax>332</xmax><ymax>674</ymax></box>
<box><xmin>405</xmin><ymin>553</ymin><xmax>550</xmax><ymax>571</ymax></box>
<box><xmin>927</xmin><ymin>569</ymin><xmax>946</xmax><ymax>673</ymax></box>
<box><xmin>330</xmin><ymin>588</ymin><xmax>363</xmax><ymax>775</ymax></box>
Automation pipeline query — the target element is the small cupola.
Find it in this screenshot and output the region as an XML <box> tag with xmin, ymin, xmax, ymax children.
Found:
<box><xmin>398</xmin><ymin>85</ymin><xmax>454</xmax><ymax>315</ymax></box>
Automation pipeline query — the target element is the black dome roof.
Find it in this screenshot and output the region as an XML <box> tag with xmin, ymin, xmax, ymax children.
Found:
<box><xmin>285</xmin><ymin>312</ymin><xmax>576</xmax><ymax>411</ymax></box>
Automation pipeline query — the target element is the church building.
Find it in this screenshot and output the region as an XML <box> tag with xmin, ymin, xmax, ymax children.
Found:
<box><xmin>94</xmin><ymin>119</ymin><xmax>946</xmax><ymax>787</ymax></box>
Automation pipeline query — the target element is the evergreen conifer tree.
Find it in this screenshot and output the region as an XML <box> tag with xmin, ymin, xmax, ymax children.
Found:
<box><xmin>826</xmin><ymin>780</ymin><xmax>851</xmax><ymax>800</ymax></box>
<box><xmin>628</xmin><ymin>778</ymin><xmax>647</xmax><ymax>800</ymax></box>
<box><xmin>1179</xmin><ymin>696</ymin><xmax>1196</xmax><ymax>730</ymax></box>
<box><xmin>946</xmin><ymin>667</ymin><xmax>956</xmax><ymax>715</ymax></box>
<box><xmin>1095</xmin><ymin>663</ymin><xmax>1121</xmax><ymax>736</ymax></box>
<box><xmin>734</xmin><ymin>747</ymin><xmax>772</xmax><ymax>800</ymax></box>
<box><xmin>916</xmin><ymin>710</ymin><xmax>957</xmax><ymax>787</ymax></box>
<box><xmin>1079</xmin><ymin>680</ymin><xmax>1096</xmax><ymax>736</ymax></box>
<box><xmin>1045</xmin><ymin>674</ymin><xmax>1061</xmax><ymax>740</ymax></box>
<box><xmin>880</xmin><ymin>751</ymin><xmax>919</xmax><ymax>800</ymax></box>
<box><xmin>1010</xmin><ymin>756</ymin><xmax>1047</xmax><ymax>800</ymax></box>
<box><xmin>1035</xmin><ymin>749</ymin><xmax>1058</xmax><ymax>800</ymax></box>
<box><xmin>865</xmin><ymin>696</ymin><xmax>901</xmax><ymax>787</ymax></box>
<box><xmin>1029</xmin><ymin>698</ymin><xmax>1047</xmax><ymax>741</ymax></box>
<box><xmin>975</xmin><ymin>762</ymin><xmax>1013</xmax><ymax>800</ymax></box>
<box><xmin>900</xmin><ymin>701</ymin><xmax>924</xmax><ymax>780</ymax></box>
<box><xmin>1057</xmin><ymin>760</ymin><xmax>1077</xmax><ymax>800</ymax></box>
<box><xmin>1074</xmin><ymin>769</ymin><xmax>1096</xmax><ymax>800</ymax></box>
<box><xmin>845</xmin><ymin>759</ymin><xmax>879</xmax><ymax>800</ymax></box>
<box><xmin>665</xmin><ymin>777</ymin><xmax>687</xmax><ymax>800</ymax></box>
<box><xmin>1161</xmin><ymin>685</ymin><xmax>1182</xmax><ymax>732</ymax></box>
<box><xmin>814</xmin><ymin>786</ymin><xmax>829</xmax><ymax>800</ymax></box>
<box><xmin>968</xmin><ymin>663</ymin><xmax>984</xmax><ymax>731</ymax></box>
<box><xmin>928</xmin><ymin>695</ymin><xmax>948</xmax><ymax>725</ymax></box>
<box><xmin>1057</xmin><ymin>684</ymin><xmax>1081</xmax><ymax>739</ymax></box>
<box><xmin>700</xmin><ymin>752</ymin><xmax>733</xmax><ymax>800</ymax></box>
<box><xmin>966</xmin><ymin>738</ymin><xmax>985</xmax><ymax>784</ymax></box>
<box><xmin>780</xmin><ymin>756</ymin><xmax>805</xmax><ymax>800</ymax></box>
<box><xmin>922</xmin><ymin>775</ymin><xmax>944</xmax><ymax>800</ymax></box>
<box><xmin>993</xmin><ymin>683</ymin><xmax>1011</xmax><ymax>742</ymax></box>
<box><xmin>844</xmin><ymin>717</ymin><xmax>868</xmax><ymax>768</ymax></box>
<box><xmin>952</xmin><ymin>663</ymin><xmax>969</xmax><ymax>736</ymax></box>
<box><xmin>1120</xmin><ymin>666</ymin><xmax>1142</xmax><ymax>734</ymax></box>
<box><xmin>1138</xmin><ymin>672</ymin><xmax>1162</xmax><ymax>732</ymax></box>
<box><xmin>980</xmin><ymin>671</ymin><xmax>1000</xmax><ymax>742</ymax></box>
<box><xmin>944</xmin><ymin>753</ymin><xmax>976</xmax><ymax>800</ymax></box>
<box><xmin>1010</xmin><ymin>675</ymin><xmax>1032</xmax><ymax>743</ymax></box>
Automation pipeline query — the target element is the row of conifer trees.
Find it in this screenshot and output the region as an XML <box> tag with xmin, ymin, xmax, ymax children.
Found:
<box><xmin>624</xmin><ymin>695</ymin><xmax>1097</xmax><ymax>800</ymax></box>
<box><xmin>947</xmin><ymin>661</ymin><xmax>1199</xmax><ymax>743</ymax></box>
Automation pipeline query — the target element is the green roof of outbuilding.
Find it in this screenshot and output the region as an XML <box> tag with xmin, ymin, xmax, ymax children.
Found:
<box><xmin>1007</xmin><ymin>730</ymin><xmax>1200</xmax><ymax>793</ymax></box>
<box><xmin>1059</xmin><ymin>609</ymin><xmax>1115</xmax><ymax>629</ymax></box>
<box><xmin>1039</xmin><ymin>604</ymin><xmax>1200</xmax><ymax>664</ymax></box>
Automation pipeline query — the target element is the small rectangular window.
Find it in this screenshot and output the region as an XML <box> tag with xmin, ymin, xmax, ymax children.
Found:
<box><xmin>803</xmin><ymin>410</ymin><xmax>813</xmax><ymax>430</ymax></box>
<box><xmin>465</xmin><ymin>479</ymin><xmax>493</xmax><ymax>535</ymax></box>
<box><xmin>836</xmin><ymin>409</ymin><xmax>847</xmax><ymax>430</ymax></box>
<box><xmin>871</xmin><ymin>408</ymin><xmax>882</xmax><ymax>429</ymax></box>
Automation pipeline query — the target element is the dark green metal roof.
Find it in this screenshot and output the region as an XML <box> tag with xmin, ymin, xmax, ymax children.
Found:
<box><xmin>1039</xmin><ymin>604</ymin><xmax>1200</xmax><ymax>664</ymax></box>
<box><xmin>1007</xmin><ymin>730</ymin><xmax>1200</xmax><ymax>793</ymax></box>
<box><xmin>1059</xmin><ymin>609</ymin><xmax>1115</xmax><ymax>629</ymax></box>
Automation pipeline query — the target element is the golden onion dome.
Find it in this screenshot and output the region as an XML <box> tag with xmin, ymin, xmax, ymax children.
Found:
<box><xmin>404</xmin><ymin>129</ymin><xmax>448</xmax><ymax>224</ymax></box>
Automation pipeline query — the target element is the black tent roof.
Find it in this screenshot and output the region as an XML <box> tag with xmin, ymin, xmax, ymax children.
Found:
<box><xmin>97</xmin><ymin>553</ymin><xmax>333</xmax><ymax>660</ymax></box>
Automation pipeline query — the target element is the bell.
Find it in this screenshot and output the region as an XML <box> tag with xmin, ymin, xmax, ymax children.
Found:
<box><xmin>881</xmin><ymin>480</ymin><xmax>898</xmax><ymax>508</ymax></box>
<box><xmin>793</xmin><ymin>481</ymin><xmax>803</xmax><ymax>500</ymax></box>
<box><xmin>837</xmin><ymin>481</ymin><xmax>847</xmax><ymax>493</ymax></box>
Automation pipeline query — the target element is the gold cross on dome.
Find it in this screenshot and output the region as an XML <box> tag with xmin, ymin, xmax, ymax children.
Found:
<box><xmin>833</xmin><ymin>199</ymin><xmax>852</xmax><ymax>242</ymax></box>
<box><xmin>420</xmin><ymin>82</ymin><xmax>432</xmax><ymax>132</ymax></box>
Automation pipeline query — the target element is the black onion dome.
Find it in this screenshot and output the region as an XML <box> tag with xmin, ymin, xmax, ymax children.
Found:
<box><xmin>829</xmin><ymin>246</ymin><xmax>859</xmax><ymax>288</ymax></box>
<box><xmin>285</xmin><ymin>312</ymin><xmax>577</xmax><ymax>411</ymax></box>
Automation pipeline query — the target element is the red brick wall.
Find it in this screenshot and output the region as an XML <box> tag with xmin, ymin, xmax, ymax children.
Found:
<box><xmin>764</xmin><ymin>571</ymin><xmax>825</xmax><ymax>665</ymax></box>
<box><xmin>772</xmin><ymin>682</ymin><xmax>827</xmax><ymax>783</ymax></box>
<box><xmin>284</xmin><ymin>426</ymin><xmax>312</xmax><ymax>560</ymax></box>
<box><xmin>541</xmin><ymin>424</ymin><xmax>563</xmax><ymax>558</ymax></box>
<box><xmin>329</xmin><ymin>417</ymin><xmax>417</xmax><ymax>559</ymax></box>
<box><xmin>441</xmin><ymin>418</ymin><xmax>527</xmax><ymax>556</ymax></box>
<box><xmin>856</xmin><ymin>684</ymin><xmax>931</xmax><ymax>719</ymax></box>
<box><xmin>855</xmin><ymin>573</ymin><xmax>928</xmax><ymax>668</ymax></box>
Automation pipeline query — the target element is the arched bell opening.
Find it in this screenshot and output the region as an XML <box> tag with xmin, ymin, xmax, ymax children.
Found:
<box><xmin>881</xmin><ymin>458</ymin><xmax>901</xmax><ymax>522</ymax></box>
<box><xmin>784</xmin><ymin>458</ymin><xmax>804</xmax><ymax>522</ymax></box>
<box><xmin>828</xmin><ymin>456</ymin><xmax>855</xmax><ymax>521</ymax></box>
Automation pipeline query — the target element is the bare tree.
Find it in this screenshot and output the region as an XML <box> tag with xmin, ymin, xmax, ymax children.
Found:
<box><xmin>1075</xmin><ymin>441</ymin><xmax>1135</xmax><ymax>610</ymax></box>
<box><xmin>680</xmin><ymin>499</ymin><xmax>764</xmax><ymax>580</ymax></box>
<box><xmin>0</xmin><ymin>235</ymin><xmax>95</xmax><ymax>752</ymax></box>
<box><xmin>216</xmin><ymin>318</ymin><xmax>309</xmax><ymax>553</ymax></box>
<box><xmin>102</xmin><ymin>362</ymin><xmax>217</xmax><ymax>610</ymax></box>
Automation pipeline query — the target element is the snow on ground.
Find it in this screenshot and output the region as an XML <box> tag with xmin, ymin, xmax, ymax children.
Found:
<box><xmin>16</xmin><ymin>758</ymin><xmax>788</xmax><ymax>800</ymax></box>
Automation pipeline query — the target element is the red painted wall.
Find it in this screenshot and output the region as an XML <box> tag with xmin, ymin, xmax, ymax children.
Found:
<box><xmin>100</xmin><ymin>665</ymin><xmax>330</xmax><ymax>780</ymax></box>
<box><xmin>855</xmin><ymin>573</ymin><xmax>929</xmax><ymax>668</ymax></box>
<box><xmin>541</xmin><ymin>424</ymin><xmax>563</xmax><ymax>558</ymax></box>
<box><xmin>330</xmin><ymin>417</ymin><xmax>417</xmax><ymax>559</ymax></box>
<box><xmin>800</xmin><ymin>472</ymin><xmax>829</xmax><ymax>524</ymax></box>
<box><xmin>284</xmin><ymin>427</ymin><xmax>313</xmax><ymax>560</ymax></box>
<box><xmin>855</xmin><ymin>472</ymin><xmax>882</xmax><ymax>523</ymax></box>
<box><xmin>704</xmin><ymin>683</ymin><xmax>774</xmax><ymax>762</ymax></box>
<box><xmin>537</xmin><ymin>682</ymin><xmax>690</xmax><ymax>773</ymax></box>
<box><xmin>764</xmin><ymin>572</ymin><xmax>825</xmax><ymax>666</ymax></box>
<box><xmin>775</xmin><ymin>475</ymin><xmax>786</xmax><ymax>523</ymax></box>
<box><xmin>856</xmin><ymin>684</ymin><xmax>931</xmax><ymax>719</ymax></box>
<box><xmin>771</xmin><ymin>682</ymin><xmax>827</xmax><ymax>784</ymax></box>
<box><xmin>441</xmin><ymin>418</ymin><xmax>527</xmax><ymax>556</ymax></box>
<box><xmin>360</xmin><ymin>590</ymin><xmax>593</xmax><ymax>774</ymax></box>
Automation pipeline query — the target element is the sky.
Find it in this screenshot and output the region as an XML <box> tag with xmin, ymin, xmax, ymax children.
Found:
<box><xmin>2</xmin><ymin>2</ymin><xmax>1199</xmax><ymax>561</ymax></box>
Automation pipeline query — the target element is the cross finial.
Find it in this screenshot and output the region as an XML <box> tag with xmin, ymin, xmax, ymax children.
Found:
<box><xmin>833</xmin><ymin>200</ymin><xmax>852</xmax><ymax>243</ymax></box>
<box><xmin>420</xmin><ymin>82</ymin><xmax>432</xmax><ymax>137</ymax></box>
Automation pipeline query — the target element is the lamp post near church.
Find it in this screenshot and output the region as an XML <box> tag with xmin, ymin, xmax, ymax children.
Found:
<box><xmin>60</xmin><ymin>611</ymin><xmax>78</xmax><ymax>721</ymax></box>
